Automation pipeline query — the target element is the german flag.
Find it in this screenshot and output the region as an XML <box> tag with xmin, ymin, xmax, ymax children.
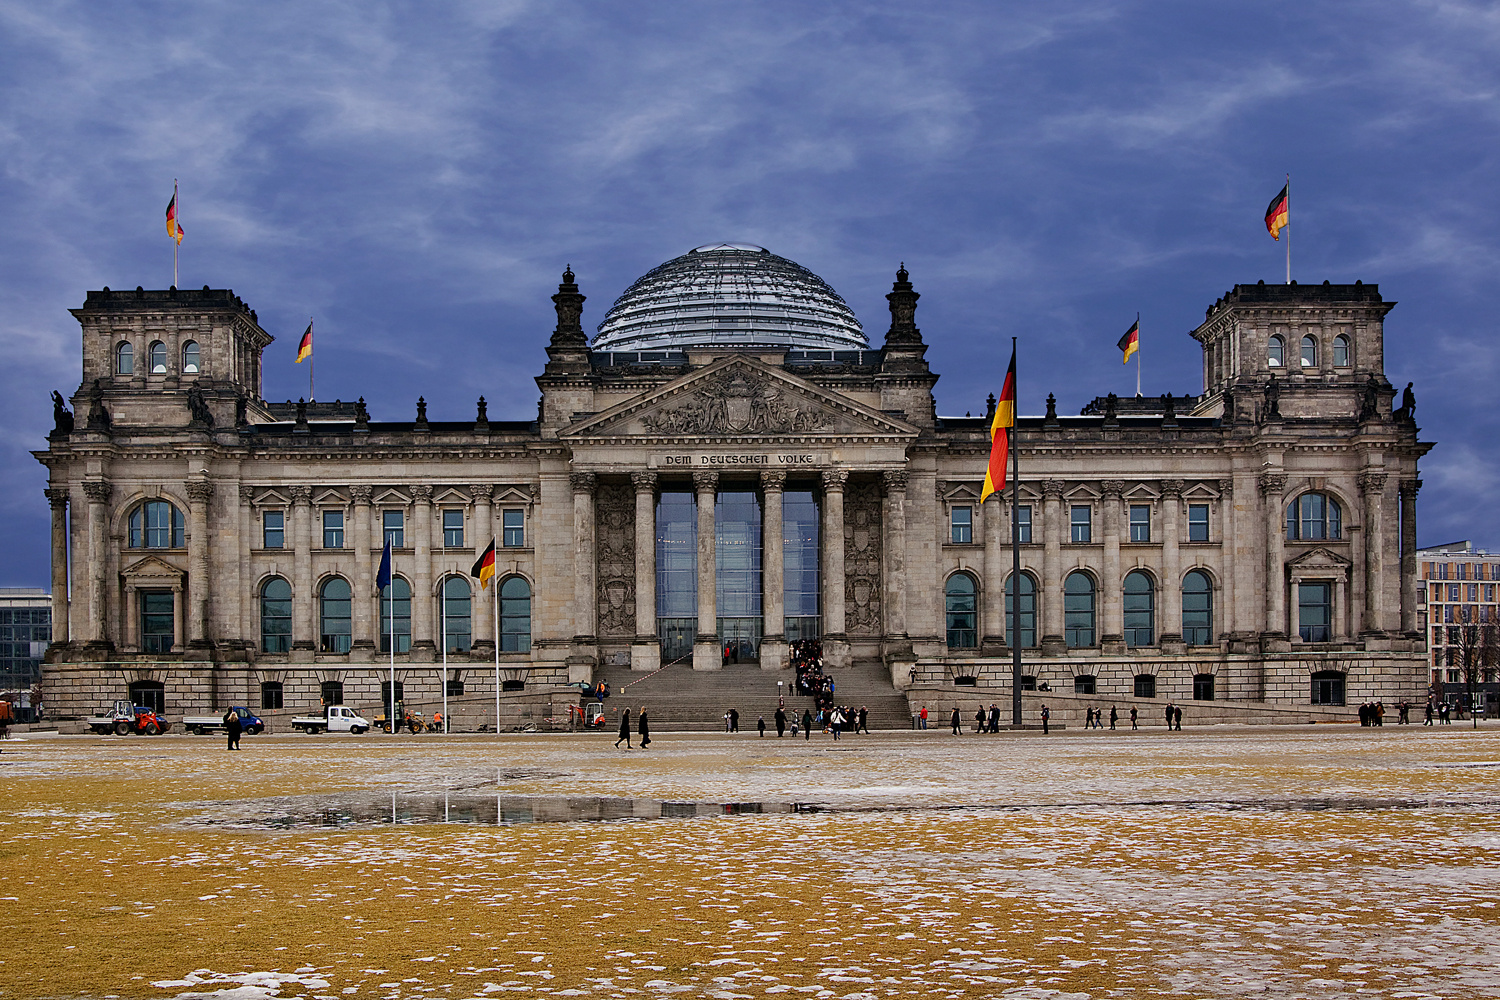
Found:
<box><xmin>165</xmin><ymin>187</ymin><xmax>183</xmax><ymax>245</ymax></box>
<box><xmin>295</xmin><ymin>322</ymin><xmax>312</xmax><ymax>363</ymax></box>
<box><xmin>471</xmin><ymin>539</ymin><xmax>496</xmax><ymax>590</ymax></box>
<box><xmin>1265</xmin><ymin>183</ymin><xmax>1289</xmax><ymax>241</ymax></box>
<box><xmin>980</xmin><ymin>346</ymin><xmax>1016</xmax><ymax>503</ymax></box>
<box><xmin>1118</xmin><ymin>319</ymin><xmax>1139</xmax><ymax>364</ymax></box>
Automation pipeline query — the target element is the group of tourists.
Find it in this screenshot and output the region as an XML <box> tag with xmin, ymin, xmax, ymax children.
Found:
<box><xmin>792</xmin><ymin>640</ymin><xmax>836</xmax><ymax>710</ymax></box>
<box><xmin>614</xmin><ymin>706</ymin><xmax>651</xmax><ymax>749</ymax></box>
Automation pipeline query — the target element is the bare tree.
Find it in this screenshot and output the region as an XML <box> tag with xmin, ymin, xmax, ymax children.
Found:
<box><xmin>1451</xmin><ymin>608</ymin><xmax>1497</xmax><ymax>729</ymax></box>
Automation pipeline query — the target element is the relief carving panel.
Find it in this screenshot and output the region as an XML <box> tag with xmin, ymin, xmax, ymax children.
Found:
<box><xmin>844</xmin><ymin>478</ymin><xmax>883</xmax><ymax>636</ymax></box>
<box><xmin>640</xmin><ymin>370</ymin><xmax>836</xmax><ymax>435</ymax></box>
<box><xmin>595</xmin><ymin>481</ymin><xmax>636</xmax><ymax>638</ymax></box>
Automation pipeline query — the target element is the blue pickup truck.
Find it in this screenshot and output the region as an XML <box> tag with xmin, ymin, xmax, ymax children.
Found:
<box><xmin>181</xmin><ymin>706</ymin><xmax>265</xmax><ymax>736</ymax></box>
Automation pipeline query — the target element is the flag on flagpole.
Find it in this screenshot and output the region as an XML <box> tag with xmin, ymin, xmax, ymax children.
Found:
<box><xmin>471</xmin><ymin>539</ymin><xmax>497</xmax><ymax>590</ymax></box>
<box><xmin>376</xmin><ymin>539</ymin><xmax>393</xmax><ymax>591</ymax></box>
<box><xmin>1118</xmin><ymin>319</ymin><xmax>1140</xmax><ymax>364</ymax></box>
<box><xmin>980</xmin><ymin>346</ymin><xmax>1016</xmax><ymax>503</ymax></box>
<box><xmin>165</xmin><ymin>185</ymin><xmax>184</xmax><ymax>245</ymax></box>
<box><xmin>1265</xmin><ymin>183</ymin><xmax>1289</xmax><ymax>241</ymax></box>
<box><xmin>295</xmin><ymin>322</ymin><xmax>313</xmax><ymax>363</ymax></box>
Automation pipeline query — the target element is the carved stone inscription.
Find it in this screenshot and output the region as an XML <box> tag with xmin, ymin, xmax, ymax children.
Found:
<box><xmin>640</xmin><ymin>371</ymin><xmax>836</xmax><ymax>435</ymax></box>
<box><xmin>595</xmin><ymin>481</ymin><xmax>636</xmax><ymax>638</ymax></box>
<box><xmin>844</xmin><ymin>478</ymin><xmax>883</xmax><ymax>636</ymax></box>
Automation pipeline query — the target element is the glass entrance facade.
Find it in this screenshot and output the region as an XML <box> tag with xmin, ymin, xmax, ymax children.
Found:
<box><xmin>656</xmin><ymin>491</ymin><xmax>697</xmax><ymax>662</ymax></box>
<box><xmin>716</xmin><ymin>490</ymin><xmax>763</xmax><ymax>661</ymax></box>
<box><xmin>783</xmin><ymin>489</ymin><xmax>821</xmax><ymax>640</ymax></box>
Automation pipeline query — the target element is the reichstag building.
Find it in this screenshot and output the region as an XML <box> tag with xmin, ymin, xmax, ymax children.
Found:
<box><xmin>36</xmin><ymin>243</ymin><xmax>1431</xmax><ymax>723</ymax></box>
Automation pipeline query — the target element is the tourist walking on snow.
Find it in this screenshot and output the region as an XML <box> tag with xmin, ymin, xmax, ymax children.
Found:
<box><xmin>775</xmin><ymin>706</ymin><xmax>787</xmax><ymax>737</ymax></box>
<box><xmin>223</xmin><ymin>707</ymin><xmax>242</xmax><ymax>751</ymax></box>
<box><xmin>951</xmin><ymin>707</ymin><xmax>961</xmax><ymax>735</ymax></box>
<box><xmin>637</xmin><ymin>707</ymin><xmax>650</xmax><ymax>749</ymax></box>
<box><xmin>616</xmin><ymin>707</ymin><xmax>632</xmax><ymax>749</ymax></box>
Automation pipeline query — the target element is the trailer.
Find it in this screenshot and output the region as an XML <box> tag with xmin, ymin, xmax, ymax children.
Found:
<box><xmin>181</xmin><ymin>706</ymin><xmax>264</xmax><ymax>736</ymax></box>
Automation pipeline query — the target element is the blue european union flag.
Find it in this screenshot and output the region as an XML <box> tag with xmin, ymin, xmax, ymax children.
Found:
<box><xmin>376</xmin><ymin>539</ymin><xmax>392</xmax><ymax>590</ymax></box>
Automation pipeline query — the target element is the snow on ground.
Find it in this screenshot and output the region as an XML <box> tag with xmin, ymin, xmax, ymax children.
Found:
<box><xmin>2</xmin><ymin>725</ymin><xmax>1498</xmax><ymax>998</ymax></box>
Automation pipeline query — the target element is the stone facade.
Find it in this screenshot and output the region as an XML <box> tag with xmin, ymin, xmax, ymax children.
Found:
<box><xmin>35</xmin><ymin>266</ymin><xmax>1432</xmax><ymax>722</ymax></box>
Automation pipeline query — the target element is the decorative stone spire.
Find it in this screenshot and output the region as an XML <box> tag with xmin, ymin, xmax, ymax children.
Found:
<box><xmin>550</xmin><ymin>265</ymin><xmax>588</xmax><ymax>350</ymax></box>
<box><xmin>883</xmin><ymin>263</ymin><xmax>923</xmax><ymax>347</ymax></box>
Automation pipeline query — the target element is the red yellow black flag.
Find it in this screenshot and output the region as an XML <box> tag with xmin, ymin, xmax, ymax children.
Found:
<box><xmin>980</xmin><ymin>347</ymin><xmax>1016</xmax><ymax>503</ymax></box>
<box><xmin>1118</xmin><ymin>319</ymin><xmax>1139</xmax><ymax>364</ymax></box>
<box><xmin>471</xmin><ymin>539</ymin><xmax>497</xmax><ymax>590</ymax></box>
<box><xmin>1265</xmin><ymin>183</ymin><xmax>1289</xmax><ymax>241</ymax></box>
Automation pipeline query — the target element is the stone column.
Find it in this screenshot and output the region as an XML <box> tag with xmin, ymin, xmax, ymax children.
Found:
<box><xmin>186</xmin><ymin>480</ymin><xmax>214</xmax><ymax>646</ymax></box>
<box><xmin>1100</xmin><ymin>480</ymin><xmax>1124</xmax><ymax>650</ymax></box>
<box><xmin>631</xmin><ymin>472</ymin><xmax>659</xmax><ymax>671</ymax></box>
<box><xmin>1041</xmin><ymin>480</ymin><xmax>1065</xmax><ymax>654</ymax></box>
<box><xmin>821</xmin><ymin>470</ymin><xmax>848</xmax><ymax>638</ymax></box>
<box><xmin>1219</xmin><ymin>479</ymin><xmax>1235</xmax><ymax>640</ymax></box>
<box><xmin>1399</xmin><ymin>478</ymin><xmax>1421</xmax><ymax>635</ymax></box>
<box><xmin>1259</xmin><ymin>473</ymin><xmax>1288</xmax><ymax>643</ymax></box>
<box><xmin>290</xmin><ymin>485</ymin><xmax>314</xmax><ymax>650</ymax></box>
<box><xmin>46</xmin><ymin>488</ymin><xmax>70</xmax><ymax>644</ymax></box>
<box><xmin>572</xmin><ymin>472</ymin><xmax>597</xmax><ymax>644</ymax></box>
<box><xmin>469</xmin><ymin>485</ymin><xmax>495</xmax><ymax>656</ymax></box>
<box><xmin>350</xmin><ymin>486</ymin><xmax>375</xmax><ymax>656</ymax></box>
<box><xmin>171</xmin><ymin>581</ymin><xmax>185</xmax><ymax>653</ymax></box>
<box><xmin>82</xmin><ymin>481</ymin><xmax>111</xmax><ymax>646</ymax></box>
<box><xmin>982</xmin><ymin>491</ymin><xmax>1005</xmax><ymax>649</ymax></box>
<box><xmin>1159</xmin><ymin>480</ymin><xmax>1184</xmax><ymax>646</ymax></box>
<box><xmin>1359</xmin><ymin>471</ymin><xmax>1388</xmax><ymax>639</ymax></box>
<box><xmin>692</xmin><ymin>471</ymin><xmax>720</xmax><ymax>670</ymax></box>
<box><xmin>124</xmin><ymin>584</ymin><xmax>139</xmax><ymax>650</ymax></box>
<box><xmin>760</xmin><ymin>471</ymin><xmax>787</xmax><ymax>671</ymax></box>
<box><xmin>882</xmin><ymin>471</ymin><xmax>908</xmax><ymax>641</ymax></box>
<box><xmin>238</xmin><ymin>485</ymin><xmax>255</xmax><ymax>651</ymax></box>
<box><xmin>410</xmin><ymin>485</ymin><xmax>435</xmax><ymax>659</ymax></box>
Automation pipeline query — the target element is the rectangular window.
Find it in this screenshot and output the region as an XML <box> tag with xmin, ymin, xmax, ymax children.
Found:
<box><xmin>1468</xmin><ymin>584</ymin><xmax>1479</xmax><ymax>602</ymax></box>
<box><xmin>502</xmin><ymin>509</ymin><xmax>525</xmax><ymax>547</ymax></box>
<box><xmin>1416</xmin><ymin>583</ymin><xmax>1426</xmax><ymax>603</ymax></box>
<box><xmin>1439</xmin><ymin>564</ymin><xmax>1449</xmax><ymax>580</ymax></box>
<box><xmin>1450</xmin><ymin>584</ymin><xmax>1461</xmax><ymax>602</ymax></box>
<box><xmin>140</xmin><ymin>590</ymin><xmax>174</xmax><ymax>653</ymax></box>
<box><xmin>1129</xmin><ymin>505</ymin><xmax>1151</xmax><ymax>543</ymax></box>
<box><xmin>383</xmin><ymin>510</ymin><xmax>404</xmax><ymax>548</ymax></box>
<box><xmin>1458</xmin><ymin>563</ymin><xmax>1469</xmax><ymax>580</ymax></box>
<box><xmin>950</xmin><ymin>505</ymin><xmax>973</xmax><ymax>544</ymax></box>
<box><xmin>1298</xmin><ymin>582</ymin><xmax>1332</xmax><ymax>642</ymax></box>
<box><xmin>1486</xmin><ymin>585</ymin><xmax>1495</xmax><ymax>603</ymax></box>
<box><xmin>1447</xmin><ymin>669</ymin><xmax>1461</xmax><ymax>683</ymax></box>
<box><xmin>1013</xmin><ymin>504</ymin><xmax>1032</xmax><ymax>544</ymax></box>
<box><xmin>262</xmin><ymin>511</ymin><xmax>284</xmax><ymax>549</ymax></box>
<box><xmin>443</xmin><ymin>509</ymin><xmax>464</xmax><ymax>547</ymax></box>
<box><xmin>1070</xmin><ymin>505</ymin><xmax>1092</xmax><ymax>543</ymax></box>
<box><xmin>260</xmin><ymin>681</ymin><xmax>283</xmax><ymax>711</ymax></box>
<box><xmin>1193</xmin><ymin>673</ymin><xmax>1215</xmax><ymax>701</ymax></box>
<box><xmin>1445</xmin><ymin>605</ymin><xmax>1454</xmax><ymax>623</ymax></box>
<box><xmin>1432</xmin><ymin>625</ymin><xmax>1443</xmax><ymax>645</ymax></box>
<box><xmin>322</xmin><ymin>509</ymin><xmax>344</xmax><ymax>548</ymax></box>
<box><xmin>1187</xmin><ymin>504</ymin><xmax>1210</xmax><ymax>542</ymax></box>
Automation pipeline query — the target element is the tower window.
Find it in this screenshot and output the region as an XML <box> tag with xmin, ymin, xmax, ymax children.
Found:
<box><xmin>149</xmin><ymin>340</ymin><xmax>168</xmax><ymax>374</ymax></box>
<box><xmin>1268</xmin><ymin>335</ymin><xmax>1284</xmax><ymax>368</ymax></box>
<box><xmin>950</xmin><ymin>505</ymin><xmax>973</xmax><ymax>544</ymax></box>
<box><xmin>182</xmin><ymin>340</ymin><xmax>201</xmax><ymax>373</ymax></box>
<box><xmin>117</xmin><ymin>341</ymin><xmax>134</xmax><ymax>375</ymax></box>
<box><xmin>1333</xmin><ymin>334</ymin><xmax>1350</xmax><ymax>368</ymax></box>
<box><xmin>1286</xmin><ymin>493</ymin><xmax>1342</xmax><ymax>541</ymax></box>
<box><xmin>1300</xmin><ymin>335</ymin><xmax>1317</xmax><ymax>368</ymax></box>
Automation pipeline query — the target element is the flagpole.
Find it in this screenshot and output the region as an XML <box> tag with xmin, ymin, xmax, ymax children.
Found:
<box><xmin>1014</xmin><ymin>335</ymin><xmax>1026</xmax><ymax>728</ymax></box>
<box><xmin>388</xmin><ymin>569</ymin><xmax>396</xmax><ymax>736</ymax></box>
<box><xmin>173</xmin><ymin>179</ymin><xmax>179</xmax><ymax>289</ymax></box>
<box><xmin>1285</xmin><ymin>173</ymin><xmax>1291</xmax><ymax>285</ymax></box>
<box><xmin>441</xmin><ymin>574</ymin><xmax>449</xmax><ymax>734</ymax></box>
<box><xmin>1135</xmin><ymin>313</ymin><xmax>1141</xmax><ymax>397</ymax></box>
<box><xmin>493</xmin><ymin>569</ymin><xmax>501</xmax><ymax>736</ymax></box>
<box><xmin>309</xmin><ymin>318</ymin><xmax>315</xmax><ymax>402</ymax></box>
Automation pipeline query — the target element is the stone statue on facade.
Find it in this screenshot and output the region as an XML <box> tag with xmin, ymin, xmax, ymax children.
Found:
<box><xmin>50</xmin><ymin>391</ymin><xmax>73</xmax><ymax>437</ymax></box>
<box><xmin>186</xmin><ymin>385</ymin><xmax>214</xmax><ymax>427</ymax></box>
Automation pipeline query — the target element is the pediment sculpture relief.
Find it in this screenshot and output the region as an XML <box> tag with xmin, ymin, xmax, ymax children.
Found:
<box><xmin>640</xmin><ymin>372</ymin><xmax>837</xmax><ymax>435</ymax></box>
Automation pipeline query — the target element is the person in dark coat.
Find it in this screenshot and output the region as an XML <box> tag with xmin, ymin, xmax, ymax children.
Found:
<box><xmin>637</xmin><ymin>707</ymin><xmax>650</xmax><ymax>749</ymax></box>
<box><xmin>1165</xmin><ymin>703</ymin><xmax>1174</xmax><ymax>730</ymax></box>
<box><xmin>1040</xmin><ymin>704</ymin><xmax>1050</xmax><ymax>734</ymax></box>
<box><xmin>1109</xmin><ymin>706</ymin><xmax>1118</xmax><ymax>730</ymax></box>
<box><xmin>729</xmin><ymin>708</ymin><xmax>740</xmax><ymax>733</ymax></box>
<box><xmin>802</xmin><ymin>708</ymin><xmax>813</xmax><ymax>740</ymax></box>
<box><xmin>223</xmin><ymin>707</ymin><xmax>242</xmax><ymax>751</ymax></box>
<box><xmin>858</xmin><ymin>706</ymin><xmax>869</xmax><ymax>734</ymax></box>
<box><xmin>974</xmin><ymin>707</ymin><xmax>986</xmax><ymax>733</ymax></box>
<box><xmin>615</xmin><ymin>707</ymin><xmax>632</xmax><ymax>749</ymax></box>
<box><xmin>774</xmin><ymin>707</ymin><xmax>787</xmax><ymax>737</ymax></box>
<box><xmin>757</xmin><ymin>716</ymin><xmax>766</xmax><ymax>737</ymax></box>
<box><xmin>951</xmin><ymin>707</ymin><xmax>961</xmax><ymax>735</ymax></box>
<box><xmin>1173</xmin><ymin>704</ymin><xmax>1183</xmax><ymax>731</ymax></box>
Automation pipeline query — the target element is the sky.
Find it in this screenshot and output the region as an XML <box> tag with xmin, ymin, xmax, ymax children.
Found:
<box><xmin>2</xmin><ymin>0</ymin><xmax>1498</xmax><ymax>587</ymax></box>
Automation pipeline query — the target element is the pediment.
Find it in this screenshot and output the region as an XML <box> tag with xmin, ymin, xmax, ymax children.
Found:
<box><xmin>373</xmin><ymin>487</ymin><xmax>409</xmax><ymax>506</ymax></box>
<box><xmin>494</xmin><ymin>486</ymin><xmax>535</xmax><ymax>505</ymax></box>
<box><xmin>121</xmin><ymin>555</ymin><xmax>185</xmax><ymax>582</ymax></box>
<box><xmin>942</xmin><ymin>482</ymin><xmax>983</xmax><ymax>503</ymax></box>
<box><xmin>254</xmin><ymin>488</ymin><xmax>291</xmax><ymax>507</ymax></box>
<box><xmin>1287</xmin><ymin>546</ymin><xmax>1352</xmax><ymax>569</ymax></box>
<box><xmin>1124</xmin><ymin>483</ymin><xmax>1159</xmax><ymax>501</ymax></box>
<box><xmin>1064</xmin><ymin>483</ymin><xmax>1101</xmax><ymax>501</ymax></box>
<box><xmin>1182</xmin><ymin>482</ymin><xmax>1220</xmax><ymax>499</ymax></box>
<box><xmin>432</xmin><ymin>487</ymin><xmax>470</xmax><ymax>505</ymax></box>
<box><xmin>313</xmin><ymin>488</ymin><xmax>347</xmax><ymax>506</ymax></box>
<box><xmin>561</xmin><ymin>357</ymin><xmax>917</xmax><ymax>441</ymax></box>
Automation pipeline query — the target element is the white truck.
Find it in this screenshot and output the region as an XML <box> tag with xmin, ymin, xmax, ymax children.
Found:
<box><xmin>290</xmin><ymin>705</ymin><xmax>371</xmax><ymax>734</ymax></box>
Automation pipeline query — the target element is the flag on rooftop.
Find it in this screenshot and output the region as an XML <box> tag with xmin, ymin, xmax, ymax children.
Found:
<box><xmin>1265</xmin><ymin>183</ymin><xmax>1289</xmax><ymax>241</ymax></box>
<box><xmin>165</xmin><ymin>185</ymin><xmax>183</xmax><ymax>245</ymax></box>
<box><xmin>980</xmin><ymin>346</ymin><xmax>1016</xmax><ymax>503</ymax></box>
<box><xmin>1118</xmin><ymin>319</ymin><xmax>1139</xmax><ymax>364</ymax></box>
<box><xmin>295</xmin><ymin>321</ymin><xmax>313</xmax><ymax>363</ymax></box>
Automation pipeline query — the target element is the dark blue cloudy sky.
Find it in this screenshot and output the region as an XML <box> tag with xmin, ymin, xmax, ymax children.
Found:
<box><xmin>3</xmin><ymin>1</ymin><xmax>1498</xmax><ymax>586</ymax></box>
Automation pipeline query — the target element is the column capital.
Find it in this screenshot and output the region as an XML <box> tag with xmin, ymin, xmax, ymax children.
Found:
<box><xmin>1218</xmin><ymin>478</ymin><xmax>1234</xmax><ymax>496</ymax></box>
<box><xmin>289</xmin><ymin>485</ymin><xmax>313</xmax><ymax>505</ymax></box>
<box><xmin>82</xmin><ymin>481</ymin><xmax>112</xmax><ymax>504</ymax></box>
<box><xmin>692</xmin><ymin>470</ymin><xmax>719</xmax><ymax>493</ymax></box>
<box><xmin>1257</xmin><ymin>472</ymin><xmax>1288</xmax><ymax>497</ymax></box>
<box><xmin>1042</xmin><ymin>479</ymin><xmax>1065</xmax><ymax>500</ymax></box>
<box><xmin>45</xmin><ymin>487</ymin><xmax>69</xmax><ymax>509</ymax></box>
<box><xmin>349</xmin><ymin>484</ymin><xmax>372</xmax><ymax>505</ymax></box>
<box><xmin>186</xmin><ymin>481</ymin><xmax>215</xmax><ymax>504</ymax></box>
<box><xmin>882</xmin><ymin>470</ymin><xmax>907</xmax><ymax>493</ymax></box>
<box><xmin>410</xmin><ymin>484</ymin><xmax>434</xmax><ymax>503</ymax></box>
<box><xmin>1159</xmin><ymin>479</ymin><xmax>1184</xmax><ymax>500</ymax></box>
<box><xmin>1357</xmin><ymin>471</ymin><xmax>1388</xmax><ymax>496</ymax></box>
<box><xmin>1100</xmin><ymin>479</ymin><xmax>1125</xmax><ymax>499</ymax></box>
<box><xmin>761</xmin><ymin>470</ymin><xmax>787</xmax><ymax>491</ymax></box>
<box><xmin>572</xmin><ymin>471</ymin><xmax>597</xmax><ymax>494</ymax></box>
<box><xmin>631</xmin><ymin>470</ymin><xmax>658</xmax><ymax>493</ymax></box>
<box><xmin>469</xmin><ymin>483</ymin><xmax>495</xmax><ymax>502</ymax></box>
<box><xmin>1399</xmin><ymin>477</ymin><xmax>1422</xmax><ymax>499</ymax></box>
<box><xmin>822</xmin><ymin>468</ymin><xmax>848</xmax><ymax>491</ymax></box>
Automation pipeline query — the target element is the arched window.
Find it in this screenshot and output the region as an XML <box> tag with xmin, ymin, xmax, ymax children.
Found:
<box><xmin>1182</xmin><ymin>570</ymin><xmax>1214</xmax><ymax>646</ymax></box>
<box><xmin>128</xmin><ymin>680</ymin><xmax>165</xmax><ymax>714</ymax></box>
<box><xmin>128</xmin><ymin>500</ymin><xmax>185</xmax><ymax>548</ymax></box>
<box><xmin>1123</xmin><ymin>571</ymin><xmax>1154</xmax><ymax>647</ymax></box>
<box><xmin>1005</xmin><ymin>573</ymin><xmax>1036</xmax><ymax>649</ymax></box>
<box><xmin>319</xmin><ymin>577</ymin><xmax>352</xmax><ymax>653</ymax></box>
<box><xmin>1267</xmin><ymin>335</ymin><xmax>1284</xmax><ymax>368</ymax></box>
<box><xmin>116</xmin><ymin>341</ymin><xmax>134</xmax><ymax>375</ymax></box>
<box><xmin>1332</xmin><ymin>334</ymin><xmax>1350</xmax><ymax>368</ymax></box>
<box><xmin>442</xmin><ymin>576</ymin><xmax>472</xmax><ymax>653</ymax></box>
<box><xmin>260</xmin><ymin>577</ymin><xmax>292</xmax><ymax>652</ymax></box>
<box><xmin>148</xmin><ymin>340</ymin><xmax>168</xmax><ymax>374</ymax></box>
<box><xmin>1064</xmin><ymin>572</ymin><xmax>1095</xmax><ymax>648</ymax></box>
<box><xmin>380</xmin><ymin>577</ymin><xmax>411</xmax><ymax>653</ymax></box>
<box><xmin>945</xmin><ymin>573</ymin><xmax>978</xmax><ymax>649</ymax></box>
<box><xmin>1286</xmin><ymin>493</ymin><xmax>1342</xmax><ymax>540</ymax></box>
<box><xmin>181</xmin><ymin>340</ymin><xmax>201</xmax><ymax>373</ymax></box>
<box><xmin>499</xmin><ymin>576</ymin><xmax>531</xmax><ymax>653</ymax></box>
<box><xmin>1300</xmin><ymin>335</ymin><xmax>1317</xmax><ymax>368</ymax></box>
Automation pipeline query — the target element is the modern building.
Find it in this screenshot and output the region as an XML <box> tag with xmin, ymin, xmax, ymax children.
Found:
<box><xmin>1418</xmin><ymin>541</ymin><xmax>1500</xmax><ymax>711</ymax></box>
<box><xmin>1</xmin><ymin>588</ymin><xmax>51</xmax><ymax>719</ymax></box>
<box><xmin>35</xmin><ymin>244</ymin><xmax>1431</xmax><ymax>723</ymax></box>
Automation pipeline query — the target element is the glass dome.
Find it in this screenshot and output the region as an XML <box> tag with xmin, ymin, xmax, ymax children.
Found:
<box><xmin>592</xmin><ymin>244</ymin><xmax>867</xmax><ymax>352</ymax></box>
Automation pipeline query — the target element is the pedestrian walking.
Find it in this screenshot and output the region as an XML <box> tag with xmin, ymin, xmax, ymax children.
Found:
<box><xmin>1109</xmin><ymin>706</ymin><xmax>1118</xmax><ymax>730</ymax></box>
<box><xmin>1130</xmin><ymin>707</ymin><xmax>1138</xmax><ymax>730</ymax></box>
<box><xmin>637</xmin><ymin>707</ymin><xmax>651</xmax><ymax>749</ymax></box>
<box><xmin>1040</xmin><ymin>704</ymin><xmax>1050</xmax><ymax>734</ymax></box>
<box><xmin>974</xmin><ymin>707</ymin><xmax>986</xmax><ymax>733</ymax></box>
<box><xmin>1424</xmin><ymin>699</ymin><xmax>1434</xmax><ymax>725</ymax></box>
<box><xmin>757</xmin><ymin>716</ymin><xmax>766</xmax><ymax>738</ymax></box>
<box><xmin>803</xmin><ymin>708</ymin><xmax>813</xmax><ymax>740</ymax></box>
<box><xmin>859</xmin><ymin>706</ymin><xmax>869</xmax><ymax>733</ymax></box>
<box><xmin>1173</xmin><ymin>704</ymin><xmax>1183</xmax><ymax>731</ymax></box>
<box><xmin>775</xmin><ymin>706</ymin><xmax>787</xmax><ymax>737</ymax></box>
<box><xmin>1165</xmin><ymin>702</ymin><xmax>1174</xmax><ymax>730</ymax></box>
<box><xmin>615</xmin><ymin>707</ymin><xmax>632</xmax><ymax>749</ymax></box>
<box><xmin>729</xmin><ymin>708</ymin><xmax>740</xmax><ymax>733</ymax></box>
<box><xmin>951</xmin><ymin>707</ymin><xmax>961</xmax><ymax>735</ymax></box>
<box><xmin>223</xmin><ymin>707</ymin><xmax>242</xmax><ymax>751</ymax></box>
<box><xmin>830</xmin><ymin>706</ymin><xmax>844</xmax><ymax>740</ymax></box>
